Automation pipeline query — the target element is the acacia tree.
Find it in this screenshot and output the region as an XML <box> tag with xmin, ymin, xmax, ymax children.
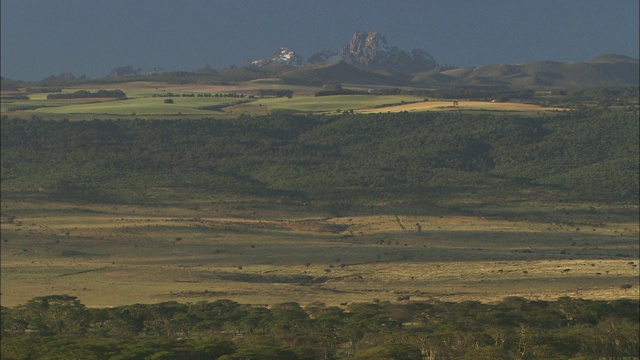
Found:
<box><xmin>19</xmin><ymin>295</ymin><xmax>89</xmax><ymax>335</ymax></box>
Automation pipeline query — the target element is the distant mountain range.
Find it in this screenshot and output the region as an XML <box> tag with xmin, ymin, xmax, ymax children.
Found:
<box><xmin>249</xmin><ymin>30</ymin><xmax>441</xmax><ymax>74</ymax></box>
<box><xmin>244</xmin><ymin>30</ymin><xmax>639</xmax><ymax>88</ymax></box>
<box><xmin>2</xmin><ymin>30</ymin><xmax>638</xmax><ymax>89</ymax></box>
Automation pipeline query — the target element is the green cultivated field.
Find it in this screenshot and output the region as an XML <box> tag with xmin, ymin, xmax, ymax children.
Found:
<box><xmin>254</xmin><ymin>94</ymin><xmax>424</xmax><ymax>113</ymax></box>
<box><xmin>22</xmin><ymin>94</ymin><xmax>426</xmax><ymax>116</ymax></box>
<box><xmin>1</xmin><ymin>81</ymin><xmax>568</xmax><ymax>119</ymax></box>
<box><xmin>30</xmin><ymin>96</ymin><xmax>248</xmax><ymax>116</ymax></box>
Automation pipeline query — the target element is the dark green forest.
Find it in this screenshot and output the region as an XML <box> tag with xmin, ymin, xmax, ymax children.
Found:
<box><xmin>46</xmin><ymin>89</ymin><xmax>127</xmax><ymax>100</ymax></box>
<box><xmin>1</xmin><ymin>108</ymin><xmax>638</xmax><ymax>209</ymax></box>
<box><xmin>2</xmin><ymin>295</ymin><xmax>638</xmax><ymax>359</ymax></box>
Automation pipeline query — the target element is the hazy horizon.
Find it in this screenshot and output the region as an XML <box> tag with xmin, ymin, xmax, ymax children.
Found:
<box><xmin>1</xmin><ymin>0</ymin><xmax>639</xmax><ymax>81</ymax></box>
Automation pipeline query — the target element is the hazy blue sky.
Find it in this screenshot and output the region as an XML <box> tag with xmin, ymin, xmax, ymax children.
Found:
<box><xmin>2</xmin><ymin>0</ymin><xmax>638</xmax><ymax>81</ymax></box>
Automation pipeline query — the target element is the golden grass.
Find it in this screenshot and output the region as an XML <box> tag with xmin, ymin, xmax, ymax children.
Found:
<box><xmin>1</xmin><ymin>198</ymin><xmax>637</xmax><ymax>308</ymax></box>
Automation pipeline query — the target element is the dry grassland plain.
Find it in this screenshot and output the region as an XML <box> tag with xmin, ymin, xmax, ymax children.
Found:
<box><xmin>1</xmin><ymin>197</ymin><xmax>638</xmax><ymax>308</ymax></box>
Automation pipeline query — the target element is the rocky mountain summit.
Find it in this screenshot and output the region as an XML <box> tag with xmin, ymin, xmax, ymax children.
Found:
<box><xmin>338</xmin><ymin>30</ymin><xmax>438</xmax><ymax>72</ymax></box>
<box><xmin>251</xmin><ymin>30</ymin><xmax>439</xmax><ymax>73</ymax></box>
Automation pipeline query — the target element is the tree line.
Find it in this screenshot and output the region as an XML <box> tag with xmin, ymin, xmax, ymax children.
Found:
<box><xmin>258</xmin><ymin>89</ymin><xmax>294</xmax><ymax>98</ymax></box>
<box><xmin>1</xmin><ymin>295</ymin><xmax>638</xmax><ymax>359</ymax></box>
<box><xmin>46</xmin><ymin>89</ymin><xmax>127</xmax><ymax>100</ymax></box>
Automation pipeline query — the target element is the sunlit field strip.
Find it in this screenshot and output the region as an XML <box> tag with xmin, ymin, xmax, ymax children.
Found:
<box><xmin>255</xmin><ymin>94</ymin><xmax>425</xmax><ymax>112</ymax></box>
<box><xmin>357</xmin><ymin>100</ymin><xmax>567</xmax><ymax>113</ymax></box>
<box><xmin>29</xmin><ymin>96</ymin><xmax>248</xmax><ymax>115</ymax></box>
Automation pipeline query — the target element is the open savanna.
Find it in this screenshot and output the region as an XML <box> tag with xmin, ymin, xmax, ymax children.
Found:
<box><xmin>2</xmin><ymin>197</ymin><xmax>638</xmax><ymax>308</ymax></box>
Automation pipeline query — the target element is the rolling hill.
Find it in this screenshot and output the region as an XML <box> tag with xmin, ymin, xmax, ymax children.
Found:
<box><xmin>280</xmin><ymin>61</ymin><xmax>402</xmax><ymax>86</ymax></box>
<box><xmin>418</xmin><ymin>54</ymin><xmax>639</xmax><ymax>88</ymax></box>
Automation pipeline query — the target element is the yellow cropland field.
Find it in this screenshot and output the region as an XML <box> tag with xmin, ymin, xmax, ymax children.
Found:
<box><xmin>357</xmin><ymin>100</ymin><xmax>566</xmax><ymax>113</ymax></box>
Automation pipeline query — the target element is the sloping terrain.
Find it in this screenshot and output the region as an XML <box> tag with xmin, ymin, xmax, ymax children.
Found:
<box><xmin>430</xmin><ymin>55</ymin><xmax>639</xmax><ymax>88</ymax></box>
<box><xmin>1</xmin><ymin>110</ymin><xmax>637</xmax><ymax>204</ymax></box>
<box><xmin>280</xmin><ymin>61</ymin><xmax>402</xmax><ymax>86</ymax></box>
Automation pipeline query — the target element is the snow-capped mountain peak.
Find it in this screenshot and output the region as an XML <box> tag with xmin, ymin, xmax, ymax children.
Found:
<box><xmin>250</xmin><ymin>48</ymin><xmax>305</xmax><ymax>67</ymax></box>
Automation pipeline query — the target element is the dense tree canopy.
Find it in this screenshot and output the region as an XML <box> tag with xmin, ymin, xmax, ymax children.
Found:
<box><xmin>1</xmin><ymin>296</ymin><xmax>638</xmax><ymax>359</ymax></box>
<box><xmin>1</xmin><ymin>109</ymin><xmax>638</xmax><ymax>206</ymax></box>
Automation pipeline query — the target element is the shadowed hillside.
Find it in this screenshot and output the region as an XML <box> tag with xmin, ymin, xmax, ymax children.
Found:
<box><xmin>281</xmin><ymin>61</ymin><xmax>402</xmax><ymax>86</ymax></box>
<box><xmin>431</xmin><ymin>55</ymin><xmax>639</xmax><ymax>88</ymax></box>
<box><xmin>1</xmin><ymin>109</ymin><xmax>637</xmax><ymax>206</ymax></box>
